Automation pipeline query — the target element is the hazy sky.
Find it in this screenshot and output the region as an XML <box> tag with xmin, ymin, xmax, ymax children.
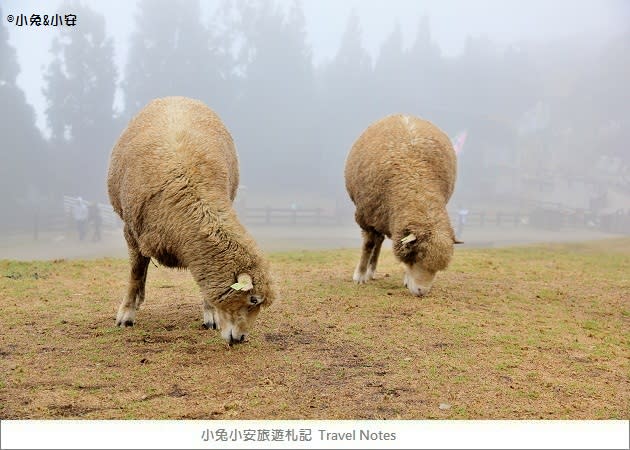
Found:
<box><xmin>5</xmin><ymin>0</ymin><xmax>629</xmax><ymax>135</ymax></box>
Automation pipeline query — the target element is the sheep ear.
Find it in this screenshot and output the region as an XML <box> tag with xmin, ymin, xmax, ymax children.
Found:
<box><xmin>454</xmin><ymin>238</ymin><xmax>464</xmax><ymax>244</ymax></box>
<box><xmin>237</xmin><ymin>273</ymin><xmax>254</xmax><ymax>291</ymax></box>
<box><xmin>400</xmin><ymin>233</ymin><xmax>417</xmax><ymax>244</ymax></box>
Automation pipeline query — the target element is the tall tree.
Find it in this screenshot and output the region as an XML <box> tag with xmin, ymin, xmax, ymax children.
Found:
<box><xmin>0</xmin><ymin>4</ymin><xmax>47</xmax><ymax>227</ymax></box>
<box><xmin>373</xmin><ymin>21</ymin><xmax>408</xmax><ymax>115</ymax></box>
<box><xmin>227</xmin><ymin>0</ymin><xmax>318</xmax><ymax>195</ymax></box>
<box><xmin>318</xmin><ymin>10</ymin><xmax>374</xmax><ymax>196</ymax></box>
<box><xmin>0</xmin><ymin>4</ymin><xmax>18</xmax><ymax>84</ymax></box>
<box><xmin>43</xmin><ymin>1</ymin><xmax>117</xmax><ymax>200</ymax></box>
<box><xmin>406</xmin><ymin>16</ymin><xmax>446</xmax><ymax>118</ymax></box>
<box><xmin>323</xmin><ymin>10</ymin><xmax>372</xmax><ymax>101</ymax></box>
<box><xmin>124</xmin><ymin>0</ymin><xmax>233</xmax><ymax>119</ymax></box>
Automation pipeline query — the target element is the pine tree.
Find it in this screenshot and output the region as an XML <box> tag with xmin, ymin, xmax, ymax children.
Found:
<box><xmin>42</xmin><ymin>1</ymin><xmax>118</xmax><ymax>200</ymax></box>
<box><xmin>373</xmin><ymin>21</ymin><xmax>407</xmax><ymax>115</ymax></box>
<box><xmin>0</xmin><ymin>4</ymin><xmax>48</xmax><ymax>226</ymax></box>
<box><xmin>406</xmin><ymin>16</ymin><xmax>445</xmax><ymax>117</ymax></box>
<box><xmin>228</xmin><ymin>0</ymin><xmax>318</xmax><ymax>194</ymax></box>
<box><xmin>318</xmin><ymin>10</ymin><xmax>374</xmax><ymax>195</ymax></box>
<box><xmin>123</xmin><ymin>0</ymin><xmax>232</xmax><ymax>118</ymax></box>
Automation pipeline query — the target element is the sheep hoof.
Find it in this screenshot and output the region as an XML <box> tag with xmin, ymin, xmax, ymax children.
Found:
<box><xmin>229</xmin><ymin>334</ymin><xmax>246</xmax><ymax>346</ymax></box>
<box><xmin>123</xmin><ymin>320</ymin><xmax>134</xmax><ymax>327</ymax></box>
<box><xmin>352</xmin><ymin>272</ymin><xmax>369</xmax><ymax>284</ymax></box>
<box><xmin>203</xmin><ymin>321</ymin><xmax>217</xmax><ymax>330</ymax></box>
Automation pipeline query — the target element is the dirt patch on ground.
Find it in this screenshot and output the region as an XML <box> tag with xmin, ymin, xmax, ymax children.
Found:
<box><xmin>0</xmin><ymin>239</ymin><xmax>628</xmax><ymax>419</ymax></box>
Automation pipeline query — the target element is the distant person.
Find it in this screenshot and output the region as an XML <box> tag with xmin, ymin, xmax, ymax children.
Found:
<box><xmin>456</xmin><ymin>205</ymin><xmax>469</xmax><ymax>240</ymax></box>
<box><xmin>88</xmin><ymin>202</ymin><xmax>102</xmax><ymax>242</ymax></box>
<box><xmin>73</xmin><ymin>197</ymin><xmax>89</xmax><ymax>241</ymax></box>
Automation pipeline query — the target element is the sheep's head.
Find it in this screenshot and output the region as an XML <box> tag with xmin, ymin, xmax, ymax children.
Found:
<box><xmin>206</xmin><ymin>273</ymin><xmax>275</xmax><ymax>345</ymax></box>
<box><xmin>393</xmin><ymin>227</ymin><xmax>456</xmax><ymax>296</ymax></box>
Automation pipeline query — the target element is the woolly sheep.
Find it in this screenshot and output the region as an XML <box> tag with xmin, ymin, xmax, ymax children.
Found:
<box><xmin>107</xmin><ymin>96</ymin><xmax>275</xmax><ymax>344</ymax></box>
<box><xmin>344</xmin><ymin>114</ymin><xmax>460</xmax><ymax>296</ymax></box>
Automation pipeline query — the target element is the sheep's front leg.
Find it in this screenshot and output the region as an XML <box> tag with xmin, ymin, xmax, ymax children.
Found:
<box><xmin>116</xmin><ymin>243</ymin><xmax>150</xmax><ymax>327</ymax></box>
<box><xmin>202</xmin><ymin>300</ymin><xmax>218</xmax><ymax>330</ymax></box>
<box><xmin>366</xmin><ymin>233</ymin><xmax>384</xmax><ymax>279</ymax></box>
<box><xmin>353</xmin><ymin>229</ymin><xmax>380</xmax><ymax>283</ymax></box>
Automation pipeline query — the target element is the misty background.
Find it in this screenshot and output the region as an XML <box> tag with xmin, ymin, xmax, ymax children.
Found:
<box><xmin>1</xmin><ymin>0</ymin><xmax>629</xmax><ymax>259</ymax></box>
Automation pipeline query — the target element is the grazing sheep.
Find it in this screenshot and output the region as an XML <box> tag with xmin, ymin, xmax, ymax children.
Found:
<box><xmin>107</xmin><ymin>96</ymin><xmax>275</xmax><ymax>344</ymax></box>
<box><xmin>344</xmin><ymin>114</ymin><xmax>460</xmax><ymax>296</ymax></box>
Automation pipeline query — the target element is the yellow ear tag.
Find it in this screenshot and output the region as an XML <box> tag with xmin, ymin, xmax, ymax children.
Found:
<box><xmin>231</xmin><ymin>282</ymin><xmax>246</xmax><ymax>291</ymax></box>
<box><xmin>400</xmin><ymin>234</ymin><xmax>417</xmax><ymax>244</ymax></box>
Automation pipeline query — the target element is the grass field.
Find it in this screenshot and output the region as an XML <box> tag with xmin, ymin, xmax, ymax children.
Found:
<box><xmin>0</xmin><ymin>238</ymin><xmax>628</xmax><ymax>419</ymax></box>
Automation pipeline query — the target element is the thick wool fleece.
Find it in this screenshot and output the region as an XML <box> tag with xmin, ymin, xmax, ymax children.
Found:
<box><xmin>344</xmin><ymin>114</ymin><xmax>457</xmax><ymax>272</ymax></box>
<box><xmin>107</xmin><ymin>96</ymin><xmax>274</xmax><ymax>305</ymax></box>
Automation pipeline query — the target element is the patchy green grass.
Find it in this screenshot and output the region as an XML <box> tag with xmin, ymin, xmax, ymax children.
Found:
<box><xmin>0</xmin><ymin>239</ymin><xmax>628</xmax><ymax>419</ymax></box>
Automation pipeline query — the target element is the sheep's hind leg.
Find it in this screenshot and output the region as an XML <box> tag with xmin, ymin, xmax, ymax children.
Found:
<box><xmin>116</xmin><ymin>240</ymin><xmax>150</xmax><ymax>327</ymax></box>
<box><xmin>353</xmin><ymin>229</ymin><xmax>380</xmax><ymax>283</ymax></box>
<box><xmin>366</xmin><ymin>233</ymin><xmax>384</xmax><ymax>280</ymax></box>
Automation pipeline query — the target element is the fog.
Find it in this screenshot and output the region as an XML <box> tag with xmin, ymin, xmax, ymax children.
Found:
<box><xmin>1</xmin><ymin>0</ymin><xmax>629</xmax><ymax>260</ymax></box>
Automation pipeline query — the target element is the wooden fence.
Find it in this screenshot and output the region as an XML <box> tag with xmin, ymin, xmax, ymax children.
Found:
<box><xmin>452</xmin><ymin>211</ymin><xmax>525</xmax><ymax>228</ymax></box>
<box><xmin>9</xmin><ymin>199</ymin><xmax>629</xmax><ymax>240</ymax></box>
<box><xmin>236</xmin><ymin>207</ymin><xmax>343</xmax><ymax>225</ymax></box>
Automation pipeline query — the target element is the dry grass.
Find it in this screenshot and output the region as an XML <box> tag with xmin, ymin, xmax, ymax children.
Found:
<box><xmin>0</xmin><ymin>238</ymin><xmax>628</xmax><ymax>419</ymax></box>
